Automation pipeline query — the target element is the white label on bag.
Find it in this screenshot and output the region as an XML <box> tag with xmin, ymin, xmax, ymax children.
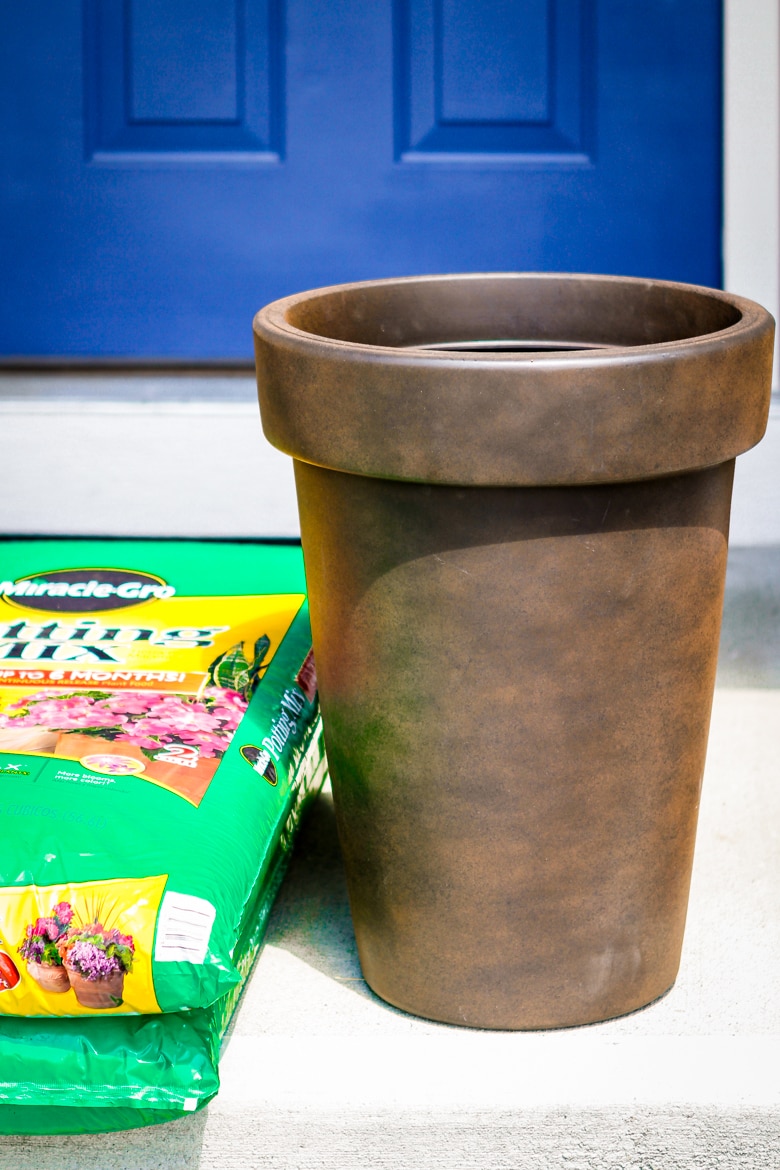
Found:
<box><xmin>154</xmin><ymin>890</ymin><xmax>216</xmax><ymax>964</ymax></box>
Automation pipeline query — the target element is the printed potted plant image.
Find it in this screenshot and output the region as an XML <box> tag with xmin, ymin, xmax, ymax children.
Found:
<box><xmin>0</xmin><ymin>688</ymin><xmax>248</xmax><ymax>802</ymax></box>
<box><xmin>57</xmin><ymin>912</ymin><xmax>134</xmax><ymax>1010</ymax></box>
<box><xmin>17</xmin><ymin>902</ymin><xmax>73</xmax><ymax>993</ymax></box>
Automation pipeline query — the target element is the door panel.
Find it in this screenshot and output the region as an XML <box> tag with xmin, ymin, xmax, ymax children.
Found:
<box><xmin>86</xmin><ymin>0</ymin><xmax>283</xmax><ymax>155</ymax></box>
<box><xmin>399</xmin><ymin>0</ymin><xmax>590</xmax><ymax>157</ymax></box>
<box><xmin>0</xmin><ymin>1</ymin><xmax>721</xmax><ymax>358</ymax></box>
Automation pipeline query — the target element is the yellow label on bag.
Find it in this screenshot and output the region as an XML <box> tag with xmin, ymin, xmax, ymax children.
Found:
<box><xmin>0</xmin><ymin>876</ymin><xmax>165</xmax><ymax>1016</ymax></box>
<box><xmin>0</xmin><ymin>592</ymin><xmax>305</xmax><ymax>696</ymax></box>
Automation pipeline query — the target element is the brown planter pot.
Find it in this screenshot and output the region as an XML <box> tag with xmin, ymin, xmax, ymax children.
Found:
<box><xmin>26</xmin><ymin>960</ymin><xmax>71</xmax><ymax>994</ymax></box>
<box><xmin>254</xmin><ymin>273</ymin><xmax>774</xmax><ymax>1029</ymax></box>
<box><xmin>64</xmin><ymin>963</ymin><xmax>124</xmax><ymax>1010</ymax></box>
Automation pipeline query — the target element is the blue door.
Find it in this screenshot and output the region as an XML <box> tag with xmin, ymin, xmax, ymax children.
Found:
<box><xmin>1</xmin><ymin>1</ymin><xmax>721</xmax><ymax>359</ymax></box>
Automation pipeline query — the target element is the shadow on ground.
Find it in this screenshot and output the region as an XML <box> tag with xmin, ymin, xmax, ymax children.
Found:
<box><xmin>718</xmin><ymin>546</ymin><xmax>780</xmax><ymax>687</ymax></box>
<box><xmin>265</xmin><ymin>789</ymin><xmax>359</xmax><ymax>975</ymax></box>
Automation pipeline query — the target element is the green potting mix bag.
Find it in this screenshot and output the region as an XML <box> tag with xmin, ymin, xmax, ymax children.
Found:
<box><xmin>0</xmin><ymin>539</ymin><xmax>326</xmax><ymax>1132</ymax></box>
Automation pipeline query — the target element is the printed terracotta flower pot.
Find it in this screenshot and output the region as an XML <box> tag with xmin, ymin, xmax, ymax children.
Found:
<box><xmin>55</xmin><ymin>733</ymin><xmax>148</xmax><ymax>777</ymax></box>
<box><xmin>64</xmin><ymin>964</ymin><xmax>124</xmax><ymax>1009</ymax></box>
<box><xmin>254</xmin><ymin>274</ymin><xmax>774</xmax><ymax>1029</ymax></box>
<box><xmin>0</xmin><ymin>726</ymin><xmax>58</xmax><ymax>753</ymax></box>
<box><xmin>26</xmin><ymin>960</ymin><xmax>70</xmax><ymax>994</ymax></box>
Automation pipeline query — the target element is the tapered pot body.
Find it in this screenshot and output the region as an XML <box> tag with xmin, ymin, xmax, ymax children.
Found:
<box><xmin>294</xmin><ymin>459</ymin><xmax>731</xmax><ymax>1027</ymax></box>
<box><xmin>254</xmin><ymin>273</ymin><xmax>774</xmax><ymax>1028</ymax></box>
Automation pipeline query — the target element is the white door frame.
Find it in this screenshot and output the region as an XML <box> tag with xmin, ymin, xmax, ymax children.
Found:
<box><xmin>724</xmin><ymin>0</ymin><xmax>779</xmax><ymax>384</ymax></box>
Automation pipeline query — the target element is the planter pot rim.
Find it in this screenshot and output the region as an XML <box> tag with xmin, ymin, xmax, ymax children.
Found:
<box><xmin>257</xmin><ymin>272</ymin><xmax>765</xmax><ymax>360</ymax></box>
<box><xmin>254</xmin><ymin>272</ymin><xmax>775</xmax><ymax>486</ymax></box>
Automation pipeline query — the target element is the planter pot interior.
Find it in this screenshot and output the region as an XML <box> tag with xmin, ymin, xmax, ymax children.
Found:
<box><xmin>282</xmin><ymin>274</ymin><xmax>742</xmax><ymax>351</ymax></box>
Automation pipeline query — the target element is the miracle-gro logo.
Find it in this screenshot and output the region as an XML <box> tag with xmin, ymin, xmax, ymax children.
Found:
<box><xmin>0</xmin><ymin>568</ymin><xmax>175</xmax><ymax>613</ymax></box>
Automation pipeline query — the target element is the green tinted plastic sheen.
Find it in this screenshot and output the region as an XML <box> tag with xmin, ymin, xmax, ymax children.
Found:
<box><xmin>0</xmin><ymin>539</ymin><xmax>325</xmax><ymax>1132</ymax></box>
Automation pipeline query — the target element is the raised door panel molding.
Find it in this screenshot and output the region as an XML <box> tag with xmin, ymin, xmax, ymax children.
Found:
<box><xmin>395</xmin><ymin>0</ymin><xmax>594</xmax><ymax>162</ymax></box>
<box><xmin>84</xmin><ymin>0</ymin><xmax>284</xmax><ymax>159</ymax></box>
<box><xmin>129</xmin><ymin>0</ymin><xmax>240</xmax><ymax>122</ymax></box>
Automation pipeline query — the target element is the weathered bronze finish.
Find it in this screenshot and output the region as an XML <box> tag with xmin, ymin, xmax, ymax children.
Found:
<box><xmin>254</xmin><ymin>274</ymin><xmax>774</xmax><ymax>1029</ymax></box>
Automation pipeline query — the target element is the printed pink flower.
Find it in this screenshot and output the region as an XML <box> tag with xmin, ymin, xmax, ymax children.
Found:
<box><xmin>41</xmin><ymin>917</ymin><xmax>60</xmax><ymax>941</ymax></box>
<box><xmin>1</xmin><ymin>684</ymin><xmax>248</xmax><ymax>757</ymax></box>
<box><xmin>106</xmin><ymin>928</ymin><xmax>134</xmax><ymax>952</ymax></box>
<box><xmin>113</xmin><ymin>731</ymin><xmax>162</xmax><ymax>751</ymax></box>
<box><xmin>129</xmin><ymin>717</ymin><xmax>179</xmax><ymax>736</ymax></box>
<box><xmin>204</xmin><ymin>687</ymin><xmax>246</xmax><ymax>710</ymax></box>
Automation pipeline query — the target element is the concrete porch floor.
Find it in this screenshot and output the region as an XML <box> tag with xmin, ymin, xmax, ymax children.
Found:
<box><xmin>0</xmin><ymin>375</ymin><xmax>777</xmax><ymax>1167</ymax></box>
